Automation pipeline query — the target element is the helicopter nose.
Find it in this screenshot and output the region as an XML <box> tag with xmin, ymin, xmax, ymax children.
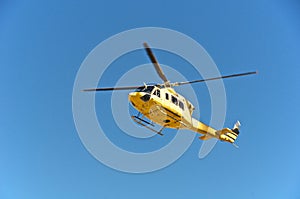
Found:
<box><xmin>128</xmin><ymin>92</ymin><xmax>137</xmax><ymax>99</ymax></box>
<box><xmin>128</xmin><ymin>92</ymin><xmax>140</xmax><ymax>107</ymax></box>
<box><xmin>128</xmin><ymin>92</ymin><xmax>138</xmax><ymax>102</ymax></box>
<box><xmin>129</xmin><ymin>92</ymin><xmax>150</xmax><ymax>105</ymax></box>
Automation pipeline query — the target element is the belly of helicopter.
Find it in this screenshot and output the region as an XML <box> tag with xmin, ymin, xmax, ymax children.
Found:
<box><xmin>129</xmin><ymin>92</ymin><xmax>183</xmax><ymax>128</ymax></box>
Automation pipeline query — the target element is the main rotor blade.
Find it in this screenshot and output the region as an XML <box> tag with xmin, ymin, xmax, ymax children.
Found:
<box><xmin>143</xmin><ymin>42</ymin><xmax>169</xmax><ymax>84</ymax></box>
<box><xmin>82</xmin><ymin>85</ymin><xmax>143</xmax><ymax>92</ymax></box>
<box><xmin>172</xmin><ymin>71</ymin><xmax>257</xmax><ymax>86</ymax></box>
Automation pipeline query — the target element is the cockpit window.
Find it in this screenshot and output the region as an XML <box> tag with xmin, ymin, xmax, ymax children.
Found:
<box><xmin>153</xmin><ymin>89</ymin><xmax>160</xmax><ymax>97</ymax></box>
<box><xmin>135</xmin><ymin>86</ymin><xmax>154</xmax><ymax>94</ymax></box>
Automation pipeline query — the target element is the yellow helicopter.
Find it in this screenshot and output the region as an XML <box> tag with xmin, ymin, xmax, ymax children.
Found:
<box><xmin>83</xmin><ymin>43</ymin><xmax>257</xmax><ymax>147</ymax></box>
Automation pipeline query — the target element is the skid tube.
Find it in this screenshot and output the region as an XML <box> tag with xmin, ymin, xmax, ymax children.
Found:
<box><xmin>131</xmin><ymin>115</ymin><xmax>164</xmax><ymax>136</ymax></box>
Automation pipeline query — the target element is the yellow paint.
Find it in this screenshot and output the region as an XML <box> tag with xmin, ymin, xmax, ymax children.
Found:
<box><xmin>128</xmin><ymin>86</ymin><xmax>239</xmax><ymax>145</ymax></box>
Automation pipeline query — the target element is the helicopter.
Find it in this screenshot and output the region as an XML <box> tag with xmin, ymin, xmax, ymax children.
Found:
<box><xmin>83</xmin><ymin>43</ymin><xmax>257</xmax><ymax>147</ymax></box>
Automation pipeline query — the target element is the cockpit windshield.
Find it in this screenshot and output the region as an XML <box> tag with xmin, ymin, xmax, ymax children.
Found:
<box><xmin>135</xmin><ymin>86</ymin><xmax>154</xmax><ymax>94</ymax></box>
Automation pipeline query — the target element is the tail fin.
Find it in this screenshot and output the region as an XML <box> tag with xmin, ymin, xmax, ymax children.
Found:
<box><xmin>219</xmin><ymin>121</ymin><xmax>241</xmax><ymax>144</ymax></box>
<box><xmin>233</xmin><ymin>121</ymin><xmax>241</xmax><ymax>134</ymax></box>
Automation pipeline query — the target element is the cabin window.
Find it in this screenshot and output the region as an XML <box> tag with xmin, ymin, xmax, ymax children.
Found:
<box><xmin>153</xmin><ymin>89</ymin><xmax>160</xmax><ymax>98</ymax></box>
<box><xmin>171</xmin><ymin>95</ymin><xmax>178</xmax><ymax>105</ymax></box>
<box><xmin>179</xmin><ymin>101</ymin><xmax>184</xmax><ymax>110</ymax></box>
<box><xmin>165</xmin><ymin>93</ymin><xmax>169</xmax><ymax>100</ymax></box>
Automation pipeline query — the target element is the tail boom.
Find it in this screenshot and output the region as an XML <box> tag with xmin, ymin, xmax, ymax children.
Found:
<box><xmin>189</xmin><ymin>119</ymin><xmax>241</xmax><ymax>145</ymax></box>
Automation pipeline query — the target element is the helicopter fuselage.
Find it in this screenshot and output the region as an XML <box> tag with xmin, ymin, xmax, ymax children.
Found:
<box><xmin>128</xmin><ymin>85</ymin><xmax>194</xmax><ymax>129</ymax></box>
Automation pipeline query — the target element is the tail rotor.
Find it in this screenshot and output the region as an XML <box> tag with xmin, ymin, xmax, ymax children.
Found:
<box><xmin>218</xmin><ymin>121</ymin><xmax>241</xmax><ymax>147</ymax></box>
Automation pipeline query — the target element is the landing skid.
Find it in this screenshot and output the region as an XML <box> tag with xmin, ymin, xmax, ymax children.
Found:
<box><xmin>131</xmin><ymin>114</ymin><xmax>165</xmax><ymax>136</ymax></box>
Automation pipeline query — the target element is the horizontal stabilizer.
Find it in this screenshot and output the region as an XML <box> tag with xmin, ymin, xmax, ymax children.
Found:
<box><xmin>199</xmin><ymin>134</ymin><xmax>214</xmax><ymax>140</ymax></box>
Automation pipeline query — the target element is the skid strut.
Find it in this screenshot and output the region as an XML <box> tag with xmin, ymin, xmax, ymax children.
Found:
<box><xmin>131</xmin><ymin>115</ymin><xmax>164</xmax><ymax>136</ymax></box>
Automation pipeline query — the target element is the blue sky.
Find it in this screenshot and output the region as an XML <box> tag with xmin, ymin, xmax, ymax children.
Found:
<box><xmin>1</xmin><ymin>0</ymin><xmax>300</xmax><ymax>198</ymax></box>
